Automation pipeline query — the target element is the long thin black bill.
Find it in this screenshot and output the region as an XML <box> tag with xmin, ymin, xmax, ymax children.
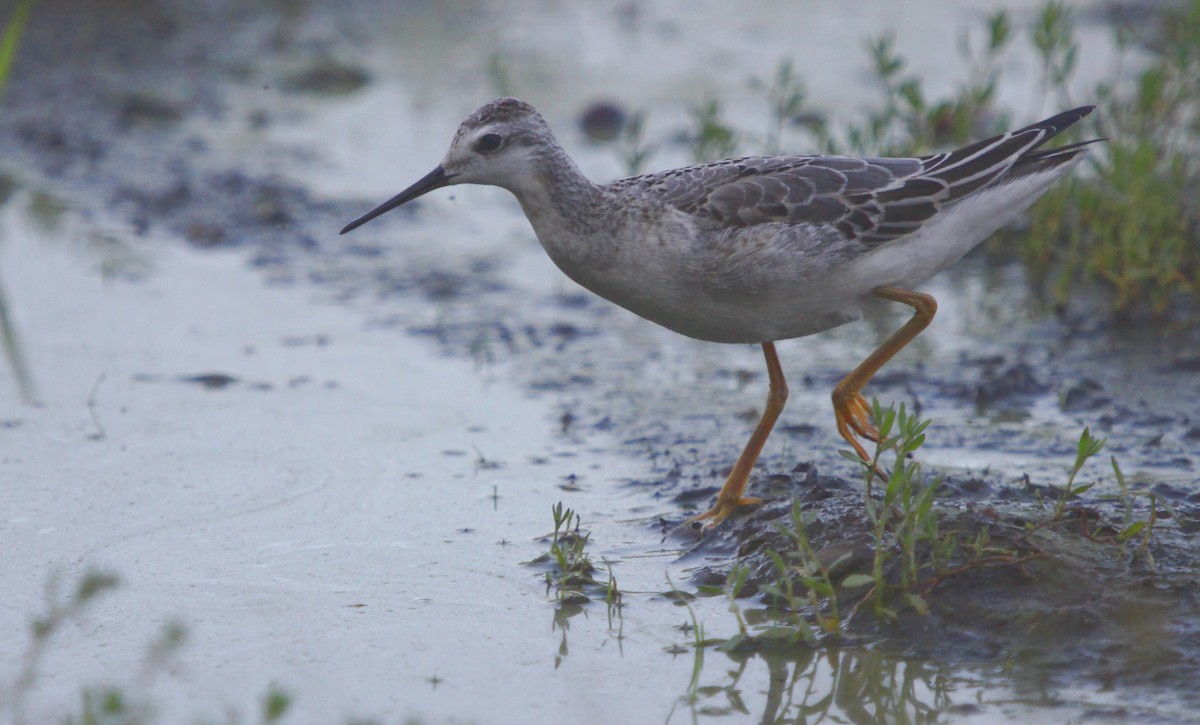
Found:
<box><xmin>340</xmin><ymin>165</ymin><xmax>454</xmax><ymax>235</ymax></box>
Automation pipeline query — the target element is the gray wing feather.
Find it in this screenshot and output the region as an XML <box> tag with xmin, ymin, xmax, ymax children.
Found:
<box><xmin>605</xmin><ymin>106</ymin><xmax>1095</xmax><ymax>247</ymax></box>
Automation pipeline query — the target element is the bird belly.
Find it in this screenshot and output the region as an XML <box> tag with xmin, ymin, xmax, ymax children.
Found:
<box><xmin>552</xmin><ymin>224</ymin><xmax>868</xmax><ymax>344</ymax></box>
<box><xmin>578</xmin><ymin>274</ymin><xmax>864</xmax><ymax>343</ymax></box>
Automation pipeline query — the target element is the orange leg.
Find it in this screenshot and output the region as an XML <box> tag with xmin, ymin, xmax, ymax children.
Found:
<box><xmin>832</xmin><ymin>286</ymin><xmax>937</xmax><ymax>463</ymax></box>
<box><xmin>691</xmin><ymin>341</ymin><xmax>788</xmax><ymax>526</ymax></box>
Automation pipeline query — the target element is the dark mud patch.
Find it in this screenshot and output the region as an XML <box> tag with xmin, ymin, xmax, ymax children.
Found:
<box><xmin>661</xmin><ymin>461</ymin><xmax>1200</xmax><ymax>707</ymax></box>
<box><xmin>281</xmin><ymin>59</ymin><xmax>370</xmax><ymax>96</ymax></box>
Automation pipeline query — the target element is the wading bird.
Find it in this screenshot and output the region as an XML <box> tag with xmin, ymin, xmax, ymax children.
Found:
<box><xmin>342</xmin><ymin>98</ymin><xmax>1094</xmax><ymax>527</ymax></box>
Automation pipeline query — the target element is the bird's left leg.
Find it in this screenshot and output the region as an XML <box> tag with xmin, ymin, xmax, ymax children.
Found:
<box><xmin>690</xmin><ymin>341</ymin><xmax>788</xmax><ymax>527</ymax></box>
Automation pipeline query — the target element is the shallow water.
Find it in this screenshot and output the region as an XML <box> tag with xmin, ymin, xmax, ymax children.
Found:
<box><xmin>0</xmin><ymin>197</ymin><xmax>675</xmax><ymax>722</ymax></box>
<box><xmin>1</xmin><ymin>1</ymin><xmax>1196</xmax><ymax>723</ymax></box>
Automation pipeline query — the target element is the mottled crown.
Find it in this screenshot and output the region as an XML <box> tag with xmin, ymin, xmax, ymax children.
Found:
<box><xmin>452</xmin><ymin>97</ymin><xmax>555</xmax><ymax>147</ymax></box>
<box><xmin>464</xmin><ymin>97</ymin><xmax>539</xmax><ymax>126</ymax></box>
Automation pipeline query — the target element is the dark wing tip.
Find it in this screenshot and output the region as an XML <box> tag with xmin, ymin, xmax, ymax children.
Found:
<box><xmin>1017</xmin><ymin>105</ymin><xmax>1096</xmax><ymax>141</ymax></box>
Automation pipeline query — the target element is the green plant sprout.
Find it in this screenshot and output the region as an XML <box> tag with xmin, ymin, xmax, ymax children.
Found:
<box><xmin>547</xmin><ymin>501</ymin><xmax>595</xmax><ymax>604</ymax></box>
<box><xmin>747</xmin><ymin>58</ymin><xmax>817</xmax><ymax>154</ymax></box>
<box><xmin>688</xmin><ymin>97</ymin><xmax>739</xmax><ymax>163</ymax></box>
<box><xmin>768</xmin><ymin>501</ymin><xmax>842</xmax><ymax>638</ymax></box>
<box><xmin>617</xmin><ymin>109</ymin><xmax>656</xmax><ymax>175</ymax></box>
<box><xmin>604</xmin><ymin>561</ymin><xmax>625</xmax><ymax>641</ymax></box>
<box><xmin>1096</xmin><ymin>455</ymin><xmax>1179</xmax><ymax>569</ymax></box>
<box><xmin>1053</xmin><ymin>426</ymin><xmax>1106</xmax><ymax>519</ymax></box>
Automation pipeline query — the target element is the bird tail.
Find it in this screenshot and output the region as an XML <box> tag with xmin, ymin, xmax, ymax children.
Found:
<box><xmin>1009</xmin><ymin>106</ymin><xmax>1102</xmax><ymax>176</ymax></box>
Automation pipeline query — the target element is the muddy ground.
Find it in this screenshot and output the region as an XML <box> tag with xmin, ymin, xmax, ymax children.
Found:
<box><xmin>3</xmin><ymin>0</ymin><xmax>1199</xmax><ymax>720</ymax></box>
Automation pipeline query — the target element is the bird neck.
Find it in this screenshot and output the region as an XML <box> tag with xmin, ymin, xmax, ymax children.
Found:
<box><xmin>503</xmin><ymin>144</ymin><xmax>645</xmax><ymax>304</ymax></box>
<box><xmin>507</xmin><ymin>145</ymin><xmax>612</xmax><ymax>249</ymax></box>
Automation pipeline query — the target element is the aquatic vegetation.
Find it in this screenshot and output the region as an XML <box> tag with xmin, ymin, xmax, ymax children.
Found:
<box><xmin>603</xmin><ymin>562</ymin><xmax>624</xmax><ymax>641</ymax></box>
<box><xmin>758</xmin><ymin>503</ymin><xmax>841</xmax><ymax>643</ymax></box>
<box><xmin>543</xmin><ymin>501</ymin><xmax>597</xmax><ymax>604</ymax></box>
<box><xmin>1024</xmin><ymin>0</ymin><xmax>1200</xmax><ymax>317</ymax></box>
<box><xmin>6</xmin><ymin>570</ymin><xmax>191</xmax><ymax>725</ymax></box>
<box><xmin>262</xmin><ymin>685</ymin><xmax>293</xmax><ymax>723</ymax></box>
<box><xmin>701</xmin><ymin>403</ymin><xmax>945</xmax><ymax>648</ymax></box>
<box><xmin>1102</xmin><ymin>456</ymin><xmax>1177</xmax><ymax>568</ymax></box>
<box><xmin>1052</xmin><ymin>426</ymin><xmax>1107</xmax><ymax>519</ymax></box>
<box><xmin>0</xmin><ymin>0</ymin><xmax>32</xmax><ymax>98</ymax></box>
<box><xmin>615</xmin><ymin>109</ymin><xmax>655</xmax><ymax>176</ymax></box>
<box><xmin>1041</xmin><ymin>438</ymin><xmax>1179</xmax><ymax>570</ymax></box>
<box><xmin>0</xmin><ymin>0</ymin><xmax>38</xmax><ymax>405</ymax></box>
<box><xmin>747</xmin><ymin>58</ymin><xmax>820</xmax><ymax>155</ymax></box>
<box><xmin>670</xmin><ymin>647</ymin><xmax>960</xmax><ymax>724</ymax></box>
<box><xmin>9</xmin><ymin>570</ymin><xmax>123</xmax><ymax>724</ymax></box>
<box><xmin>693</xmin><ymin>397</ymin><xmax>1186</xmax><ymax>658</ymax></box>
<box><xmin>846</xmin><ymin>9</ymin><xmax>1013</xmax><ymax>155</ymax></box>
<box><xmin>853</xmin><ymin>403</ymin><xmax>943</xmax><ymax>620</ymax></box>
<box><xmin>686</xmin><ymin>96</ymin><xmax>738</xmax><ymax>164</ymax></box>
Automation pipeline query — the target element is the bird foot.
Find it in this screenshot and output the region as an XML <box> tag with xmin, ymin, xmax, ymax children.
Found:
<box><xmin>685</xmin><ymin>494</ymin><xmax>762</xmax><ymax>533</ymax></box>
<box><xmin>832</xmin><ymin>388</ymin><xmax>879</xmax><ymax>462</ymax></box>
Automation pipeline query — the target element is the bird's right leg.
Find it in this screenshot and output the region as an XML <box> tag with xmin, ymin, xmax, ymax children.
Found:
<box><xmin>832</xmin><ymin>286</ymin><xmax>937</xmax><ymax>463</ymax></box>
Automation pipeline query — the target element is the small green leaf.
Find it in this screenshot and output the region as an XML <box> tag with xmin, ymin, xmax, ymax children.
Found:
<box><xmin>841</xmin><ymin>574</ymin><xmax>875</xmax><ymax>589</ymax></box>
<box><xmin>904</xmin><ymin>593</ymin><xmax>930</xmax><ymax>615</ymax></box>
<box><xmin>765</xmin><ymin>548</ymin><xmax>789</xmax><ymax>574</ymax></box>
<box><xmin>1075</xmin><ymin>427</ymin><xmax>1107</xmax><ymax>463</ymax></box>
<box><xmin>825</xmin><ymin>552</ymin><xmax>854</xmax><ymax>572</ymax></box>
<box><xmin>838</xmin><ymin>448</ymin><xmax>866</xmax><ymax>464</ymax></box>
<box><xmin>263</xmin><ymin>686</ymin><xmax>292</xmax><ymax>722</ymax></box>
<box><xmin>900</xmin><ymin>434</ymin><xmax>926</xmax><ymax>458</ymax></box>
<box><xmin>757</xmin><ymin>625</ymin><xmax>799</xmax><ymax>641</ymax></box>
<box><xmin>801</xmin><ymin>577</ymin><xmax>833</xmax><ymax>597</ymax></box>
<box><xmin>1111</xmin><ymin>455</ymin><xmax>1127</xmax><ymax>489</ymax></box>
<box><xmin>1117</xmin><ymin>521</ymin><xmax>1147</xmax><ymax>542</ymax></box>
<box><xmin>988</xmin><ymin>10</ymin><xmax>1012</xmax><ymax>51</ymax></box>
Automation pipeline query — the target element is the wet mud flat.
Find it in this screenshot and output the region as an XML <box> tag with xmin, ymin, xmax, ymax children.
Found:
<box><xmin>2</xmin><ymin>0</ymin><xmax>1199</xmax><ymax>720</ymax></box>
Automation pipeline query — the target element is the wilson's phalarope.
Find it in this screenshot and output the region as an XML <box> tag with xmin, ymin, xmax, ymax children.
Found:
<box><xmin>342</xmin><ymin>98</ymin><xmax>1096</xmax><ymax>527</ymax></box>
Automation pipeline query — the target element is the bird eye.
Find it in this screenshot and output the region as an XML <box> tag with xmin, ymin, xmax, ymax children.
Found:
<box><xmin>475</xmin><ymin>133</ymin><xmax>503</xmax><ymax>153</ymax></box>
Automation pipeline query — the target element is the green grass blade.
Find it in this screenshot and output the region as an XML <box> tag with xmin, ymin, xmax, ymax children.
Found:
<box><xmin>0</xmin><ymin>0</ymin><xmax>34</xmax><ymax>99</ymax></box>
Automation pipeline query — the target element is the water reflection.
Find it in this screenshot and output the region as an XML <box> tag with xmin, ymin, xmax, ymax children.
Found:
<box><xmin>551</xmin><ymin>603</ymin><xmax>579</xmax><ymax>670</ymax></box>
<box><xmin>669</xmin><ymin>645</ymin><xmax>962</xmax><ymax>724</ymax></box>
<box><xmin>549</xmin><ymin>584</ymin><xmax>627</xmax><ymax>670</ymax></box>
